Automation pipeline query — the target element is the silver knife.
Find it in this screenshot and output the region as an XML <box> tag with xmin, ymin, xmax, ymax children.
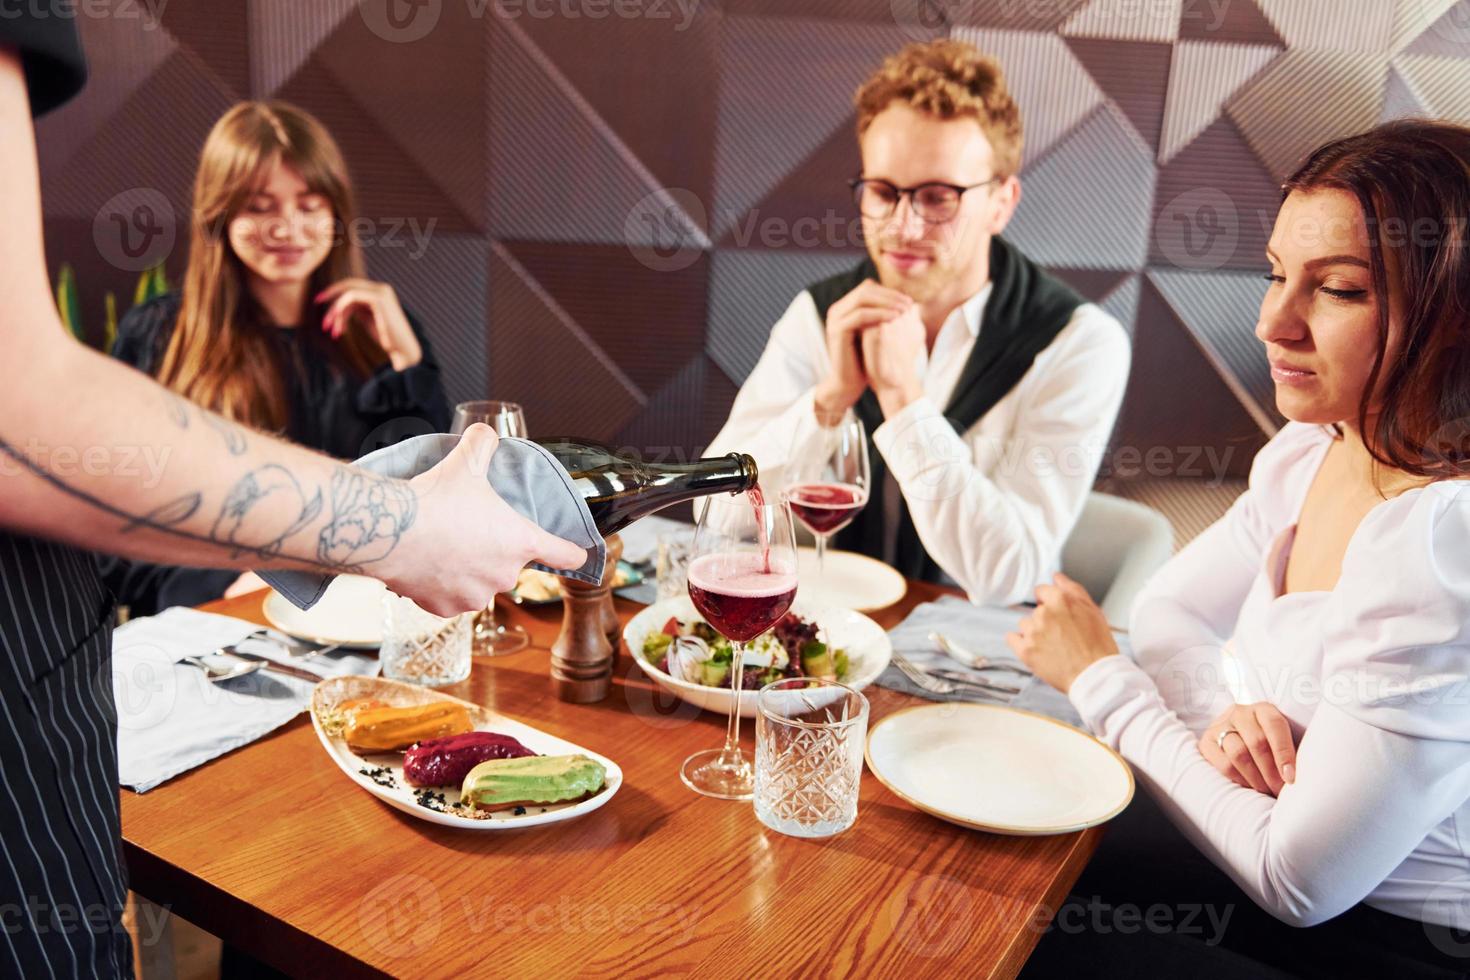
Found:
<box><xmin>924</xmin><ymin>668</ymin><xmax>1023</xmax><ymax>696</ymax></box>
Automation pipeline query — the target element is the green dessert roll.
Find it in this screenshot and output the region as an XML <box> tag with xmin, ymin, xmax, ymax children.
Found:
<box><xmin>460</xmin><ymin>754</ymin><xmax>607</xmax><ymax>811</ymax></box>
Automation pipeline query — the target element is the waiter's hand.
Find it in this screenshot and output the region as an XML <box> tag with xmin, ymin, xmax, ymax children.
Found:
<box><xmin>814</xmin><ymin>280</ymin><xmax>911</xmax><ymax>424</ymax></box>
<box><xmin>380</xmin><ymin>424</ymin><xmax>587</xmax><ymax>616</ymax></box>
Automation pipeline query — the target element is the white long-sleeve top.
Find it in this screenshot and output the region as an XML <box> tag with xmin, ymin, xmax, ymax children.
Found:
<box><xmin>1069</xmin><ymin>422</ymin><xmax>1470</xmax><ymax>928</ymax></box>
<box><xmin>705</xmin><ymin>283</ymin><xmax>1131</xmax><ymax>605</ymax></box>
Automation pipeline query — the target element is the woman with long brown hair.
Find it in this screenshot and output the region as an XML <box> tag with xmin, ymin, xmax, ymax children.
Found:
<box><xmin>103</xmin><ymin>100</ymin><xmax>450</xmax><ymax>614</ymax></box>
<box><xmin>1012</xmin><ymin>119</ymin><xmax>1470</xmax><ymax>976</ymax></box>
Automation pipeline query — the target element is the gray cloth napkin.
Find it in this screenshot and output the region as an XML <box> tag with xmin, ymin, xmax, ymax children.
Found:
<box><xmin>260</xmin><ymin>434</ymin><xmax>606</xmax><ymax>610</ymax></box>
<box><xmin>878</xmin><ymin>596</ymin><xmax>1136</xmax><ymax>728</ymax></box>
<box><xmin>112</xmin><ymin>608</ymin><xmax>379</xmax><ymax>792</ymax></box>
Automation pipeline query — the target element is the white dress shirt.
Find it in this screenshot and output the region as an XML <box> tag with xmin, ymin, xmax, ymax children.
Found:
<box><xmin>706</xmin><ymin>282</ymin><xmax>1131</xmax><ymax>605</ymax></box>
<box><xmin>1070</xmin><ymin>422</ymin><xmax>1470</xmax><ymax>929</ymax></box>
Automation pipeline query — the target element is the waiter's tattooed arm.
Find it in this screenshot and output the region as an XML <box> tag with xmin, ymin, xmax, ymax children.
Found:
<box><xmin>0</xmin><ymin>48</ymin><xmax>585</xmax><ymax>616</ymax></box>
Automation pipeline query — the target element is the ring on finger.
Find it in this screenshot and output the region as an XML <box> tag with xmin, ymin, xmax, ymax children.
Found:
<box><xmin>1215</xmin><ymin>727</ymin><xmax>1240</xmax><ymax>752</ymax></box>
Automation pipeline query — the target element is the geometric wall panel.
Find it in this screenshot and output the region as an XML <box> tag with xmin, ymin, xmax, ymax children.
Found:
<box><xmin>1381</xmin><ymin>65</ymin><xmax>1433</xmax><ymax>121</ymax></box>
<box><xmin>248</xmin><ymin>0</ymin><xmax>359</xmax><ymax>96</ymax></box>
<box><xmin>487</xmin><ymin>244</ymin><xmax>644</xmax><ymax>441</ymax></box>
<box><xmin>504</xmin><ymin>242</ymin><xmax>709</xmax><ymax>397</ymax></box>
<box><xmin>1159</xmin><ymin>41</ymin><xmax>1279</xmax><ymax>162</ymax></box>
<box><xmin>1178</xmin><ymin>0</ymin><xmax>1284</xmax><ymax>46</ymax></box>
<box><xmin>714</xmin><ymin>17</ymin><xmax>901</xmax><ymax>238</ymax></box>
<box><xmin>1151</xmin><ymin>115</ymin><xmax>1282</xmax><ymax>272</ymax></box>
<box><xmin>488</xmin><ymin>21</ymin><xmax>694</xmax><ymax>247</ymax></box>
<box><xmin>1065</xmin><ymin>38</ymin><xmax>1176</xmax><ymax>153</ymax></box>
<box><xmin>956</xmin><ymin>27</ymin><xmax>1106</xmax><ymax>165</ymax></box>
<box><xmin>1062</xmin><ymin>0</ymin><xmax>1182</xmax><ymax>44</ymax></box>
<box><xmin>1401</xmin><ymin>0</ymin><xmax>1470</xmax><ymax>58</ymax></box>
<box><xmin>1118</xmin><ymin>280</ymin><xmax>1269</xmax><ymax>480</ymax></box>
<box><xmin>316</xmin><ymin>5</ymin><xmax>487</xmax><ymax>226</ymax></box>
<box><xmin>513</xmin><ymin>7</ymin><xmax>721</xmax><ymax>208</ymax></box>
<box><xmin>1394</xmin><ymin>53</ymin><xmax>1470</xmax><ymax>120</ymax></box>
<box><xmin>1254</xmin><ymin>0</ymin><xmax>1395</xmax><ymax>54</ymax></box>
<box><xmin>707</xmin><ymin>249</ymin><xmax>856</xmax><ymax>386</ymax></box>
<box><xmin>1005</xmin><ymin>103</ymin><xmax>1157</xmax><ymax>270</ymax></box>
<box><xmin>34</xmin><ymin>13</ymin><xmax>177</xmax><ymax>173</ymax></box>
<box><xmin>366</xmin><ymin>233</ymin><xmax>490</xmax><ymax>412</ymax></box>
<box><xmin>1147</xmin><ymin>269</ymin><xmax>1280</xmax><ymax>433</ymax></box>
<box><xmin>1226</xmin><ymin>49</ymin><xmax>1391</xmax><ymax>179</ymax></box>
<box><xmin>1099</xmin><ymin>274</ymin><xmax>1143</xmax><ymax>337</ymax></box>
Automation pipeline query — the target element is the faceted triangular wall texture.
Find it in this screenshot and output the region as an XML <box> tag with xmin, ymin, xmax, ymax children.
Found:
<box><xmin>39</xmin><ymin>0</ymin><xmax>1470</xmax><ymax>471</ymax></box>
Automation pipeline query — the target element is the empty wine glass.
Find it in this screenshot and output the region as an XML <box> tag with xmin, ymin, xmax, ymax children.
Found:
<box><xmin>452</xmin><ymin>400</ymin><xmax>530</xmax><ymax>657</ymax></box>
<box><xmin>680</xmin><ymin>488</ymin><xmax>798</xmax><ymax>800</ymax></box>
<box><xmin>785</xmin><ymin>413</ymin><xmax>870</xmax><ymax>579</ymax></box>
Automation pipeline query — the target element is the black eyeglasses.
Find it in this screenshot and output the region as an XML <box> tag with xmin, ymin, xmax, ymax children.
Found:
<box><xmin>848</xmin><ymin>176</ymin><xmax>1001</xmax><ymax>223</ymax></box>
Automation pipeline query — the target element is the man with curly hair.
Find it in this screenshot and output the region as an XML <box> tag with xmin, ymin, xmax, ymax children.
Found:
<box><xmin>709</xmin><ymin>39</ymin><xmax>1131</xmax><ymax>605</ymax></box>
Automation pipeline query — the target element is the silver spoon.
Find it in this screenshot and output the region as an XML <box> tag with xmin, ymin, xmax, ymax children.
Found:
<box><xmin>179</xmin><ymin>655</ymin><xmax>262</xmax><ymax>683</ymax></box>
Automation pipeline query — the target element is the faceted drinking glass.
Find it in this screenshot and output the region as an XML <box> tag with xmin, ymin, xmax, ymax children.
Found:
<box><xmin>380</xmin><ymin>591</ymin><xmax>472</xmax><ymax>687</ymax></box>
<box><xmin>754</xmin><ymin>678</ymin><xmax>868</xmax><ymax>837</ymax></box>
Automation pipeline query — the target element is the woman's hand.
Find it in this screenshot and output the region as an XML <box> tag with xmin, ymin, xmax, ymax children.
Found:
<box><xmin>317</xmin><ymin>279</ymin><xmax>423</xmax><ymax>371</ymax></box>
<box><xmin>1199</xmin><ymin>702</ymin><xmax>1298</xmax><ymax>796</ymax></box>
<box><xmin>1005</xmin><ymin>573</ymin><xmax>1119</xmax><ymax>694</ymax></box>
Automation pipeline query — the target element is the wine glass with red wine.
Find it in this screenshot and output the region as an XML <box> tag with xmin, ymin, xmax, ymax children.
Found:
<box><xmin>784</xmin><ymin>413</ymin><xmax>869</xmax><ymax>580</ymax></box>
<box><xmin>681</xmin><ymin>488</ymin><xmax>799</xmax><ymax>800</ymax></box>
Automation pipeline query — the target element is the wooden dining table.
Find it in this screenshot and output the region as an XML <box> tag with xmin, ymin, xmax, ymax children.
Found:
<box><xmin>120</xmin><ymin>579</ymin><xmax>1105</xmax><ymax>979</ymax></box>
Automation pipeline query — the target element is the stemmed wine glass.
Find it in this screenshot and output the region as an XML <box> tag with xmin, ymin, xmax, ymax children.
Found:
<box><xmin>451</xmin><ymin>400</ymin><xmax>530</xmax><ymax>657</ymax></box>
<box><xmin>784</xmin><ymin>413</ymin><xmax>870</xmax><ymax>579</ymax></box>
<box><xmin>680</xmin><ymin>488</ymin><xmax>799</xmax><ymax>800</ymax></box>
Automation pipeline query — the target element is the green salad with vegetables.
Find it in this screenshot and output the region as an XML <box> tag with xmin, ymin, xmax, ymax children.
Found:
<box><xmin>641</xmin><ymin>613</ymin><xmax>850</xmax><ymax>690</ymax></box>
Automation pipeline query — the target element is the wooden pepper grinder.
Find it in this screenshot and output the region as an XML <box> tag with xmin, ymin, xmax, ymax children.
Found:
<box><xmin>551</xmin><ymin>534</ymin><xmax>623</xmax><ymax>703</ymax></box>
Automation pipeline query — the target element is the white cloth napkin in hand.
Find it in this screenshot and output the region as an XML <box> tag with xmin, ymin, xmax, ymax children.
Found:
<box><xmin>112</xmin><ymin>607</ymin><xmax>379</xmax><ymax>793</ymax></box>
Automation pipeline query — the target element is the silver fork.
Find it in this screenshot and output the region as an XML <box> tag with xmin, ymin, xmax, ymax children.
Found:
<box><xmin>890</xmin><ymin>651</ymin><xmax>1017</xmax><ymax>698</ymax></box>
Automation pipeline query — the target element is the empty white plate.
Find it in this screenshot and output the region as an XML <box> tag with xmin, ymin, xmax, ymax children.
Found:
<box><xmin>865</xmin><ymin>704</ymin><xmax>1133</xmax><ymax>835</ymax></box>
<box><xmin>796</xmin><ymin>547</ymin><xmax>907</xmax><ymax>612</ymax></box>
<box><xmin>263</xmin><ymin>574</ymin><xmax>386</xmax><ymax>649</ymax></box>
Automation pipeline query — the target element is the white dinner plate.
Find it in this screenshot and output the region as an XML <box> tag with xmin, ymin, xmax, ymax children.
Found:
<box><xmin>865</xmin><ymin>704</ymin><xmax>1133</xmax><ymax>835</ymax></box>
<box><xmin>796</xmin><ymin>547</ymin><xmax>907</xmax><ymax>612</ymax></box>
<box><xmin>622</xmin><ymin>596</ymin><xmax>892</xmax><ymax>718</ymax></box>
<box><xmin>310</xmin><ymin>676</ymin><xmax>622</xmax><ymax>830</ymax></box>
<box><xmin>263</xmin><ymin>574</ymin><xmax>386</xmax><ymax>649</ymax></box>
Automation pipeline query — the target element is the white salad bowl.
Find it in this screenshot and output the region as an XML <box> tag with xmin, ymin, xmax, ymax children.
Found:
<box><xmin>622</xmin><ymin>595</ymin><xmax>893</xmax><ymax>718</ymax></box>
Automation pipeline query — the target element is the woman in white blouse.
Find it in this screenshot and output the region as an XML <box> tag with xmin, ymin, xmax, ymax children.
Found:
<box><xmin>1012</xmin><ymin>119</ymin><xmax>1470</xmax><ymax>976</ymax></box>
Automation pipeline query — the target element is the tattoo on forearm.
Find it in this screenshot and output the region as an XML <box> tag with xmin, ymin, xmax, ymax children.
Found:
<box><xmin>0</xmin><ymin>434</ymin><xmax>412</xmax><ymax>573</ymax></box>
<box><xmin>202</xmin><ymin>411</ymin><xmax>249</xmax><ymax>456</ymax></box>
<box><xmin>162</xmin><ymin>391</ymin><xmax>190</xmax><ymax>430</ymax></box>
<box><xmin>124</xmin><ymin>492</ymin><xmax>201</xmax><ymax>532</ymax></box>
<box><xmin>161</xmin><ymin>390</ymin><xmax>250</xmax><ymax>455</ymax></box>
<box><xmin>213</xmin><ymin>465</ymin><xmax>323</xmax><ymax>558</ymax></box>
<box><xmin>318</xmin><ymin>470</ymin><xmax>417</xmax><ymax>566</ymax></box>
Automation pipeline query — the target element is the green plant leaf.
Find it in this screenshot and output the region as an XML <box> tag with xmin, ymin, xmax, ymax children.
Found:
<box><xmin>56</xmin><ymin>263</ymin><xmax>84</xmax><ymax>343</ymax></box>
<box><xmin>104</xmin><ymin>292</ymin><xmax>118</xmax><ymax>354</ymax></box>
